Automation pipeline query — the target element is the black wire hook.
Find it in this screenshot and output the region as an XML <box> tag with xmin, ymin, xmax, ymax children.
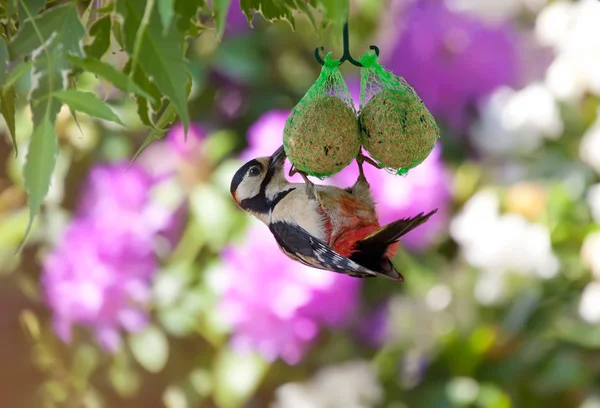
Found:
<box><xmin>314</xmin><ymin>21</ymin><xmax>380</xmax><ymax>67</ymax></box>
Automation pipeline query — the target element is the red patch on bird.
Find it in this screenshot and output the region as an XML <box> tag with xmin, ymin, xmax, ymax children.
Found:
<box><xmin>317</xmin><ymin>205</ymin><xmax>333</xmax><ymax>239</ymax></box>
<box><xmin>338</xmin><ymin>195</ymin><xmax>368</xmax><ymax>217</ymax></box>
<box><xmin>386</xmin><ymin>241</ymin><xmax>401</xmax><ymax>259</ymax></box>
<box><xmin>332</xmin><ymin>224</ymin><xmax>380</xmax><ymax>257</ymax></box>
<box><xmin>232</xmin><ymin>191</ymin><xmax>239</xmax><ymax>207</ymax></box>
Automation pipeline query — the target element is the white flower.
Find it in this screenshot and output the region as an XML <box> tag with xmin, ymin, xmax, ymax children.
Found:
<box><xmin>580</xmin><ymin>113</ymin><xmax>600</xmax><ymax>175</ymax></box>
<box><xmin>450</xmin><ymin>190</ymin><xmax>560</xmax><ymax>283</ymax></box>
<box><xmin>579</xmin><ymin>281</ymin><xmax>600</xmax><ymax>324</ymax></box>
<box><xmin>271</xmin><ymin>360</ymin><xmax>383</xmax><ymax>408</ymax></box>
<box><xmin>588</xmin><ymin>184</ymin><xmax>600</xmax><ymax>224</ymax></box>
<box><xmin>581</xmin><ymin>232</ymin><xmax>600</xmax><ymax>280</ymax></box>
<box><xmin>470</xmin><ymin>83</ymin><xmax>563</xmax><ymax>156</ymax></box>
<box><xmin>536</xmin><ymin>0</ymin><xmax>600</xmax><ymax>101</ymax></box>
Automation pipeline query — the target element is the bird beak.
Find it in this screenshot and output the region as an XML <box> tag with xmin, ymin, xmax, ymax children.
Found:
<box><xmin>268</xmin><ymin>145</ymin><xmax>286</xmax><ymax>170</ymax></box>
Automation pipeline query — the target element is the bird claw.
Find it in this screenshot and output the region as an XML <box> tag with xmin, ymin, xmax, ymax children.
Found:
<box><xmin>289</xmin><ymin>165</ymin><xmax>298</xmax><ymax>177</ymax></box>
<box><xmin>357</xmin><ymin>152</ymin><xmax>381</xmax><ymax>170</ymax></box>
<box><xmin>356</xmin><ymin>151</ymin><xmax>381</xmax><ymax>181</ymax></box>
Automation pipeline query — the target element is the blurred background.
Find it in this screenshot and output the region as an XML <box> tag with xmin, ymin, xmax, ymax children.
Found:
<box><xmin>1</xmin><ymin>0</ymin><xmax>600</xmax><ymax>406</ymax></box>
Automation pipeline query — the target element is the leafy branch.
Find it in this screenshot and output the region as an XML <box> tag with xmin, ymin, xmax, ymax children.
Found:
<box><xmin>0</xmin><ymin>0</ymin><xmax>349</xmax><ymax>248</ymax></box>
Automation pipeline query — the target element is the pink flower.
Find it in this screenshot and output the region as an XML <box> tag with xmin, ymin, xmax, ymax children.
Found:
<box><xmin>220</xmin><ymin>225</ymin><xmax>361</xmax><ymax>364</ymax></box>
<box><xmin>42</xmin><ymin>162</ymin><xmax>178</xmax><ymax>351</ymax></box>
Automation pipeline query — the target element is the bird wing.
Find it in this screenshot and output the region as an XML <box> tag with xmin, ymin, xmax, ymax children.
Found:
<box><xmin>269</xmin><ymin>221</ymin><xmax>402</xmax><ymax>281</ymax></box>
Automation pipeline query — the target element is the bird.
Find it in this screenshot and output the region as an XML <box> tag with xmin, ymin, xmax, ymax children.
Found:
<box><xmin>229</xmin><ymin>144</ymin><xmax>438</xmax><ymax>281</ymax></box>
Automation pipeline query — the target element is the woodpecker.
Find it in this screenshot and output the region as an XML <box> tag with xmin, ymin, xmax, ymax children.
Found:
<box><xmin>230</xmin><ymin>145</ymin><xmax>437</xmax><ymax>281</ymax></box>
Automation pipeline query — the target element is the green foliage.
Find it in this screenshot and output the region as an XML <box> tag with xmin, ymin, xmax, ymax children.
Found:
<box><xmin>0</xmin><ymin>0</ymin><xmax>343</xmax><ymax>249</ymax></box>
<box><xmin>53</xmin><ymin>90</ymin><xmax>124</xmax><ymax>125</ymax></box>
<box><xmin>84</xmin><ymin>15</ymin><xmax>112</xmax><ymax>59</ymax></box>
<box><xmin>128</xmin><ymin>325</ymin><xmax>170</xmax><ymax>374</ymax></box>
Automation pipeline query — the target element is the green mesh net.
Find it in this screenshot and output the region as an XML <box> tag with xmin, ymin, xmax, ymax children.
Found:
<box><xmin>283</xmin><ymin>53</ymin><xmax>361</xmax><ymax>178</ymax></box>
<box><xmin>358</xmin><ymin>51</ymin><xmax>440</xmax><ymax>176</ymax></box>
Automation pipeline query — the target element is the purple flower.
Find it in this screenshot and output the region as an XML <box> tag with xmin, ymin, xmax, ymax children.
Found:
<box><xmin>137</xmin><ymin>122</ymin><xmax>208</xmax><ymax>186</ymax></box>
<box><xmin>385</xmin><ymin>0</ymin><xmax>519</xmax><ymax>131</ymax></box>
<box><xmin>166</xmin><ymin>123</ymin><xmax>207</xmax><ymax>159</ymax></box>
<box><xmin>42</xmin><ymin>219</ymin><xmax>154</xmax><ymax>351</ymax></box>
<box><xmin>219</xmin><ymin>225</ymin><xmax>361</xmax><ymax>364</ymax></box>
<box><xmin>42</xmin><ymin>162</ymin><xmax>176</xmax><ymax>352</ymax></box>
<box><xmin>225</xmin><ymin>0</ymin><xmax>251</xmax><ymax>35</ymax></box>
<box><xmin>357</xmin><ymin>303</ymin><xmax>391</xmax><ymax>348</ymax></box>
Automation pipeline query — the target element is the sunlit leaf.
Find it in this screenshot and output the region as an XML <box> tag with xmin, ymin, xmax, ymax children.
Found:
<box><xmin>66</xmin><ymin>56</ymin><xmax>156</xmax><ymax>103</ymax></box>
<box><xmin>18</xmin><ymin>39</ymin><xmax>68</xmax><ymax>249</ymax></box>
<box><xmin>84</xmin><ymin>15</ymin><xmax>112</xmax><ymax>59</ymax></box>
<box><xmin>116</xmin><ymin>0</ymin><xmax>190</xmax><ymax>132</ymax></box>
<box><xmin>109</xmin><ymin>358</ymin><xmax>140</xmax><ymax>398</ymax></box>
<box><xmin>20</xmin><ymin>114</ymin><xmax>58</xmax><ymax>250</ymax></box>
<box><xmin>158</xmin><ymin>0</ymin><xmax>175</xmax><ymax>34</ymax></box>
<box><xmin>213</xmin><ymin>349</ymin><xmax>268</xmax><ymax>408</ymax></box>
<box><xmin>318</xmin><ymin>0</ymin><xmax>349</xmax><ymax>32</ymax></box>
<box><xmin>0</xmin><ymin>86</ymin><xmax>17</xmax><ymax>156</ymax></box>
<box><xmin>9</xmin><ymin>3</ymin><xmax>85</xmax><ymax>59</ymax></box>
<box><xmin>213</xmin><ymin>0</ymin><xmax>232</xmax><ymax>37</ymax></box>
<box><xmin>240</xmin><ymin>0</ymin><xmax>295</xmax><ymax>28</ymax></box>
<box><xmin>128</xmin><ymin>325</ymin><xmax>170</xmax><ymax>373</ymax></box>
<box><xmin>53</xmin><ymin>90</ymin><xmax>124</xmax><ymax>126</ymax></box>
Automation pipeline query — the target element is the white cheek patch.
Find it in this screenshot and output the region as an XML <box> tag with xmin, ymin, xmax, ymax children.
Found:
<box><xmin>236</xmin><ymin>178</ymin><xmax>261</xmax><ymax>202</ymax></box>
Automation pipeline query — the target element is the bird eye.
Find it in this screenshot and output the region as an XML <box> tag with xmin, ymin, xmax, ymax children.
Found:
<box><xmin>248</xmin><ymin>166</ymin><xmax>261</xmax><ymax>177</ymax></box>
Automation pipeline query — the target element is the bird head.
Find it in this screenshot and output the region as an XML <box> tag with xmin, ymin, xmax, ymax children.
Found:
<box><xmin>230</xmin><ymin>145</ymin><xmax>289</xmax><ymax>218</ymax></box>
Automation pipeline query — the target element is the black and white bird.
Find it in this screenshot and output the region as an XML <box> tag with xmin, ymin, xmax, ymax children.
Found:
<box><xmin>230</xmin><ymin>145</ymin><xmax>437</xmax><ymax>281</ymax></box>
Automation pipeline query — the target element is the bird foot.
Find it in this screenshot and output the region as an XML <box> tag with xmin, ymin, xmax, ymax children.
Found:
<box><xmin>298</xmin><ymin>171</ymin><xmax>317</xmax><ymax>199</ymax></box>
<box><xmin>357</xmin><ymin>152</ymin><xmax>381</xmax><ymax>170</ymax></box>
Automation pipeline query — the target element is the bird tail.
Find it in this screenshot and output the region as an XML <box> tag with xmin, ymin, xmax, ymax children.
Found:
<box><xmin>349</xmin><ymin>209</ymin><xmax>438</xmax><ymax>281</ymax></box>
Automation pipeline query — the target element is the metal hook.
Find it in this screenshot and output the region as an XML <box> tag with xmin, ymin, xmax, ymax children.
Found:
<box><xmin>314</xmin><ymin>21</ymin><xmax>380</xmax><ymax>67</ymax></box>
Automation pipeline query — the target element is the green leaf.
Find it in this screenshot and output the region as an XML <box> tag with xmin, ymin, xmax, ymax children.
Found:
<box><xmin>213</xmin><ymin>349</ymin><xmax>268</xmax><ymax>408</ymax></box>
<box><xmin>17</xmin><ymin>0</ymin><xmax>44</xmax><ymax>25</ymax></box>
<box><xmin>53</xmin><ymin>90</ymin><xmax>124</xmax><ymax>126</ymax></box>
<box><xmin>130</xmin><ymin>102</ymin><xmax>178</xmax><ymax>164</ymax></box>
<box><xmin>20</xmin><ymin>114</ymin><xmax>58</xmax><ymax>251</ymax></box>
<box><xmin>2</xmin><ymin>60</ymin><xmax>32</xmax><ymax>93</ymax></box>
<box><xmin>84</xmin><ymin>15</ymin><xmax>112</xmax><ymax>59</ymax></box>
<box><xmin>240</xmin><ymin>0</ymin><xmax>295</xmax><ymax>28</ymax></box>
<box><xmin>18</xmin><ymin>40</ymin><xmax>68</xmax><ymax>250</ymax></box>
<box><xmin>0</xmin><ymin>36</ymin><xmax>8</xmax><ymax>87</ymax></box>
<box><xmin>213</xmin><ymin>0</ymin><xmax>232</xmax><ymax>37</ymax></box>
<box><xmin>10</xmin><ymin>3</ymin><xmax>85</xmax><ymax>60</ymax></box>
<box><xmin>158</xmin><ymin>0</ymin><xmax>175</xmax><ymax>34</ymax></box>
<box><xmin>318</xmin><ymin>0</ymin><xmax>349</xmax><ymax>32</ymax></box>
<box><xmin>66</xmin><ymin>56</ymin><xmax>156</xmax><ymax>104</ymax></box>
<box><xmin>29</xmin><ymin>42</ymin><xmax>68</xmax><ymax>126</ymax></box>
<box><xmin>130</xmin><ymin>72</ymin><xmax>191</xmax><ymax>164</ymax></box>
<box><xmin>0</xmin><ymin>86</ymin><xmax>17</xmax><ymax>156</ymax></box>
<box><xmin>128</xmin><ymin>325</ymin><xmax>169</xmax><ymax>373</ymax></box>
<box><xmin>116</xmin><ymin>0</ymin><xmax>190</xmax><ymax>132</ymax></box>
<box><xmin>174</xmin><ymin>0</ymin><xmax>205</xmax><ymax>36</ymax></box>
